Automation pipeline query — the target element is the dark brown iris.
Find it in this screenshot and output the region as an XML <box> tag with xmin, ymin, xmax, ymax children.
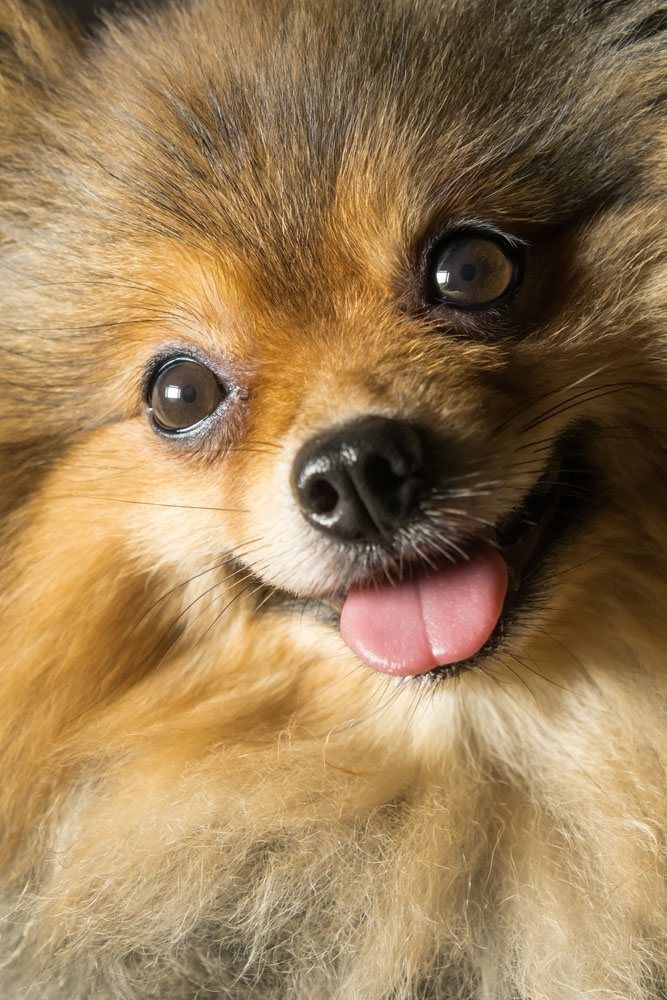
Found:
<box><xmin>149</xmin><ymin>358</ymin><xmax>225</xmax><ymax>432</ymax></box>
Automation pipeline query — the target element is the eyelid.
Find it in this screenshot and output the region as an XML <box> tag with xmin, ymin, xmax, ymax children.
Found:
<box><xmin>142</xmin><ymin>352</ymin><xmax>204</xmax><ymax>404</ymax></box>
<box><xmin>423</xmin><ymin>219</ymin><xmax>528</xmax><ymax>255</ymax></box>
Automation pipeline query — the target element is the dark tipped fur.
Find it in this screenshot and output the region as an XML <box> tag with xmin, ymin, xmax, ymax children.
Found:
<box><xmin>0</xmin><ymin>1</ymin><xmax>665</xmax><ymax>997</ymax></box>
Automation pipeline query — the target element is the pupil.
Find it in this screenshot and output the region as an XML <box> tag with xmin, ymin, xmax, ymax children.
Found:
<box><xmin>460</xmin><ymin>263</ymin><xmax>477</xmax><ymax>281</ymax></box>
<box><xmin>181</xmin><ymin>385</ymin><xmax>197</xmax><ymax>403</ymax></box>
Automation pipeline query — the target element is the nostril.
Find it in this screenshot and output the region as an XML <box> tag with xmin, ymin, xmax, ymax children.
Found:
<box><xmin>304</xmin><ymin>477</ymin><xmax>339</xmax><ymax>515</ymax></box>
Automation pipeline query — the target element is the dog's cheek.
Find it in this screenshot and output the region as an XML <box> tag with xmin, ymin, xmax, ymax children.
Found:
<box><xmin>51</xmin><ymin>421</ymin><xmax>246</xmax><ymax>575</ymax></box>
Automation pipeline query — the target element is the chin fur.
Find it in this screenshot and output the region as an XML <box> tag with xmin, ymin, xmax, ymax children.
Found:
<box><xmin>0</xmin><ymin>1</ymin><xmax>666</xmax><ymax>998</ymax></box>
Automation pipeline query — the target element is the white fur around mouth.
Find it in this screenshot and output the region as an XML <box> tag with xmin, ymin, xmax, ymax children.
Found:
<box><xmin>255</xmin><ymin>425</ymin><xmax>596</xmax><ymax>677</ymax></box>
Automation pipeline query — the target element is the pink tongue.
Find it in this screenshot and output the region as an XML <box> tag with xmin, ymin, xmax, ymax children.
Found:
<box><xmin>340</xmin><ymin>545</ymin><xmax>508</xmax><ymax>676</ymax></box>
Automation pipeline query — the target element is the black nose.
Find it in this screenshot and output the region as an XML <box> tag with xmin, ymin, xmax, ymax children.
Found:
<box><xmin>292</xmin><ymin>416</ymin><xmax>425</xmax><ymax>541</ymax></box>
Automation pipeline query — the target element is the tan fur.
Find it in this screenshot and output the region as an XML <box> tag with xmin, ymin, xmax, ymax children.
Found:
<box><xmin>0</xmin><ymin>0</ymin><xmax>666</xmax><ymax>996</ymax></box>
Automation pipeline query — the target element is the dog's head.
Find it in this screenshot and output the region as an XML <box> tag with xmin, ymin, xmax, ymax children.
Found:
<box><xmin>2</xmin><ymin>0</ymin><xmax>665</xmax><ymax>699</ymax></box>
<box><xmin>2</xmin><ymin>0</ymin><xmax>666</xmax><ymax>993</ymax></box>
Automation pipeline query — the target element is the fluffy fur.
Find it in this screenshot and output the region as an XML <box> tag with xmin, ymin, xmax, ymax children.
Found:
<box><xmin>0</xmin><ymin>0</ymin><xmax>665</xmax><ymax>996</ymax></box>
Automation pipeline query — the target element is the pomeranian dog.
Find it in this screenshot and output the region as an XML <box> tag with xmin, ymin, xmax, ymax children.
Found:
<box><xmin>1</xmin><ymin>0</ymin><xmax>665</xmax><ymax>996</ymax></box>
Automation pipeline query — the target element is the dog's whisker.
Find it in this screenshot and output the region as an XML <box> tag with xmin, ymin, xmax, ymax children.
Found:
<box><xmin>491</xmin><ymin>361</ymin><xmax>652</xmax><ymax>436</ymax></box>
<box><xmin>521</xmin><ymin>380</ymin><xmax>664</xmax><ymax>434</ymax></box>
<box><xmin>496</xmin><ymin>655</ymin><xmax>541</xmax><ymax>710</ymax></box>
<box><xmin>60</xmin><ymin>495</ymin><xmax>250</xmax><ymax>514</ymax></box>
<box><xmin>126</xmin><ymin>536</ymin><xmax>270</xmax><ymax>638</ymax></box>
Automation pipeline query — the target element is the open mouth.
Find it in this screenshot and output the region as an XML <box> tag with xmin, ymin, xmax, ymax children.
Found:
<box><xmin>425</xmin><ymin>427</ymin><xmax>597</xmax><ymax>679</ymax></box>
<box><xmin>261</xmin><ymin>425</ymin><xmax>597</xmax><ymax>680</ymax></box>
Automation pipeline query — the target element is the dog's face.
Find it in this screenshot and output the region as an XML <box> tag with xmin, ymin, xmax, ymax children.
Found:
<box><xmin>1</xmin><ymin>0</ymin><xmax>666</xmax><ymax>994</ymax></box>
<box><xmin>18</xmin><ymin>0</ymin><xmax>659</xmax><ymax>691</ymax></box>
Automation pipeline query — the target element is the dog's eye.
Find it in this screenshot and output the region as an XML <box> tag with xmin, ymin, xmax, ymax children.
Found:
<box><xmin>148</xmin><ymin>358</ymin><xmax>225</xmax><ymax>433</ymax></box>
<box><xmin>429</xmin><ymin>232</ymin><xmax>520</xmax><ymax>309</ymax></box>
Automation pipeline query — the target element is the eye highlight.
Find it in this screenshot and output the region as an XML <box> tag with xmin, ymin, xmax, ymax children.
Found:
<box><xmin>427</xmin><ymin>231</ymin><xmax>521</xmax><ymax>309</ymax></box>
<box><xmin>147</xmin><ymin>357</ymin><xmax>226</xmax><ymax>433</ymax></box>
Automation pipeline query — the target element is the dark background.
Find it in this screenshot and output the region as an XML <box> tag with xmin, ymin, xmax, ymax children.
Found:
<box><xmin>54</xmin><ymin>0</ymin><xmax>124</xmax><ymax>22</ymax></box>
<box><xmin>51</xmin><ymin>0</ymin><xmax>164</xmax><ymax>30</ymax></box>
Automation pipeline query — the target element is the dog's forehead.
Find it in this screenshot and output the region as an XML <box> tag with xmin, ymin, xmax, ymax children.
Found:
<box><xmin>95</xmin><ymin>0</ymin><xmax>654</xmax><ymax>309</ymax></box>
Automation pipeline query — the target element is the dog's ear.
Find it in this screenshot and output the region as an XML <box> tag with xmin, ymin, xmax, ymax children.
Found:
<box><xmin>589</xmin><ymin>0</ymin><xmax>667</xmax><ymax>45</ymax></box>
<box><xmin>0</xmin><ymin>0</ymin><xmax>167</xmax><ymax>89</ymax></box>
<box><xmin>0</xmin><ymin>0</ymin><xmax>166</xmax><ymax>80</ymax></box>
<box><xmin>47</xmin><ymin>0</ymin><xmax>168</xmax><ymax>33</ymax></box>
<box><xmin>49</xmin><ymin>0</ymin><xmax>119</xmax><ymax>30</ymax></box>
<box><xmin>0</xmin><ymin>1</ymin><xmax>84</xmax><ymax>95</ymax></box>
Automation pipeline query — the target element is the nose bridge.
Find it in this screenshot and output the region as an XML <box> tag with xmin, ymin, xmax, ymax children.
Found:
<box><xmin>297</xmin><ymin>364</ymin><xmax>400</xmax><ymax>437</ymax></box>
<box><xmin>256</xmin><ymin>299</ymin><xmax>489</xmax><ymax>467</ymax></box>
<box><xmin>267</xmin><ymin>304</ymin><xmax>432</xmax><ymax>434</ymax></box>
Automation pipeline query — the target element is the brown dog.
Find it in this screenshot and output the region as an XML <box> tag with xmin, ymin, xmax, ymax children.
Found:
<box><xmin>1</xmin><ymin>0</ymin><xmax>665</xmax><ymax>996</ymax></box>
